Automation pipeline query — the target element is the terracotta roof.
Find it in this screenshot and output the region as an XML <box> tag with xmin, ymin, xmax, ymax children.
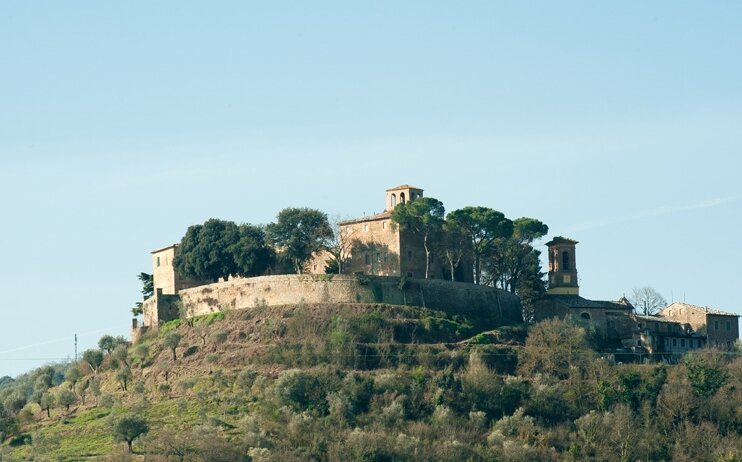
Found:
<box><xmin>150</xmin><ymin>244</ymin><xmax>178</xmax><ymax>254</ymax></box>
<box><xmin>386</xmin><ymin>184</ymin><xmax>423</xmax><ymax>192</ymax></box>
<box><xmin>338</xmin><ymin>210</ymin><xmax>393</xmax><ymax>225</ymax></box>
<box><xmin>545</xmin><ymin>236</ymin><xmax>578</xmax><ymax>246</ymax></box>
<box><xmin>664</xmin><ymin>302</ymin><xmax>739</xmax><ymax>317</ymax></box>
<box><xmin>547</xmin><ymin>294</ymin><xmax>632</xmax><ymax>310</ymax></box>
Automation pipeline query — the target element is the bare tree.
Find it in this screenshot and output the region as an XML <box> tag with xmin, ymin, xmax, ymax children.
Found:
<box><xmin>325</xmin><ymin>216</ymin><xmax>358</xmax><ymax>274</ymax></box>
<box><xmin>629</xmin><ymin>286</ymin><xmax>667</xmax><ymax>315</ymax></box>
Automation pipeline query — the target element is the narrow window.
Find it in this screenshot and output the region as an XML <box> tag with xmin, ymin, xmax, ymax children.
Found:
<box><xmin>680</xmin><ymin>339</ymin><xmax>685</xmax><ymax>347</ymax></box>
<box><xmin>365</xmin><ymin>254</ymin><xmax>370</xmax><ymax>265</ymax></box>
<box><xmin>391</xmin><ymin>194</ymin><xmax>397</xmax><ymax>208</ymax></box>
<box><xmin>364</xmin><ymin>224</ymin><xmax>369</xmax><ymax>232</ymax></box>
<box><xmin>667</xmin><ymin>324</ymin><xmax>672</xmax><ymax>333</ymax></box>
<box><xmin>382</xmin><ymin>221</ymin><xmax>386</xmax><ymax>229</ymax></box>
<box><xmin>637</xmin><ymin>339</ymin><xmax>642</xmax><ymax>347</ymax></box>
<box><xmin>714</xmin><ymin>320</ymin><xmax>719</xmax><ymax>330</ymax></box>
<box><xmin>665</xmin><ymin>338</ymin><xmax>669</xmax><ymax>346</ymax></box>
<box><xmin>376</xmin><ymin>253</ymin><xmax>381</xmax><ymax>263</ymax></box>
<box><xmin>400</xmin><ymin>192</ymin><xmax>406</xmax><ymax>204</ymax></box>
<box><xmin>383</xmin><ymin>252</ymin><xmax>388</xmax><ymax>263</ymax></box>
<box><xmin>407</xmin><ymin>250</ymin><xmax>413</xmax><ymax>259</ymax></box>
<box><xmin>672</xmin><ymin>338</ymin><xmax>677</xmax><ymax>347</ymax></box>
<box><xmin>562</xmin><ymin>251</ymin><xmax>571</xmax><ymax>271</ymax></box>
<box><xmin>726</xmin><ymin>321</ymin><xmax>731</xmax><ymax>331</ymax></box>
<box><xmin>156</xmin><ymin>256</ymin><xmax>161</xmax><ymax>267</ymax></box>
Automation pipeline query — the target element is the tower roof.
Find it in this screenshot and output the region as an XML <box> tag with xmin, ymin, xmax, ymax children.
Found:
<box><xmin>545</xmin><ymin>236</ymin><xmax>578</xmax><ymax>246</ymax></box>
<box><xmin>386</xmin><ymin>184</ymin><xmax>423</xmax><ymax>192</ymax></box>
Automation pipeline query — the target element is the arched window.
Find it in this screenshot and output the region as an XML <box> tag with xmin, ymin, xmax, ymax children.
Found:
<box><xmin>391</xmin><ymin>194</ymin><xmax>397</xmax><ymax>208</ymax></box>
<box><xmin>580</xmin><ymin>312</ymin><xmax>590</xmax><ymax>320</ymax></box>
<box><xmin>562</xmin><ymin>251</ymin><xmax>571</xmax><ymax>271</ymax></box>
<box><xmin>400</xmin><ymin>192</ymin><xmax>406</xmax><ymax>204</ymax></box>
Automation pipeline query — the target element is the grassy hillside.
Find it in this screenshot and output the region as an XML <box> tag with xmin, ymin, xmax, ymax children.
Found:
<box><xmin>0</xmin><ymin>303</ymin><xmax>740</xmax><ymax>461</ymax></box>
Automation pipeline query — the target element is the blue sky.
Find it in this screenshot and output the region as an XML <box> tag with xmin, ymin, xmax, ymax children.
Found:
<box><xmin>1</xmin><ymin>1</ymin><xmax>740</xmax><ymax>377</ymax></box>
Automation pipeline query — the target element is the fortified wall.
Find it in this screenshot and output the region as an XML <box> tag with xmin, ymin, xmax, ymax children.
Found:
<box><xmin>141</xmin><ymin>274</ymin><xmax>522</xmax><ymax>331</ymax></box>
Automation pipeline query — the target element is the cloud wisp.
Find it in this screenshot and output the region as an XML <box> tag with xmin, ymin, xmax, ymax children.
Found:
<box><xmin>567</xmin><ymin>196</ymin><xmax>738</xmax><ymax>233</ymax></box>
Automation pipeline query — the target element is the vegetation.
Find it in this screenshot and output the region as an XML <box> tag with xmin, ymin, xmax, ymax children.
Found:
<box><xmin>0</xmin><ymin>310</ymin><xmax>739</xmax><ymax>461</ymax></box>
<box><xmin>391</xmin><ymin>197</ymin><xmax>445</xmax><ymax>279</ymax></box>
<box><xmin>266</xmin><ymin>207</ymin><xmax>334</xmax><ymax>274</ymax></box>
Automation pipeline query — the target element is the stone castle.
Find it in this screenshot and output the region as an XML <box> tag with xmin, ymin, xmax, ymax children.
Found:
<box><xmin>134</xmin><ymin>184</ymin><xmax>739</xmax><ymax>357</ymax></box>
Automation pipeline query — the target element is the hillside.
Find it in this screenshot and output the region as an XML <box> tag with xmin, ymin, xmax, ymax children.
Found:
<box><xmin>1</xmin><ymin>303</ymin><xmax>740</xmax><ymax>461</ymax></box>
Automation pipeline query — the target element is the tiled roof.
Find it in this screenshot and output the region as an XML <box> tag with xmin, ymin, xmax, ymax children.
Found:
<box><xmin>151</xmin><ymin>244</ymin><xmax>178</xmax><ymax>254</ymax></box>
<box><xmin>545</xmin><ymin>236</ymin><xmax>578</xmax><ymax>246</ymax></box>
<box><xmin>664</xmin><ymin>302</ymin><xmax>739</xmax><ymax>317</ymax></box>
<box><xmin>547</xmin><ymin>295</ymin><xmax>632</xmax><ymax>310</ymax></box>
<box><xmin>634</xmin><ymin>314</ymin><xmax>679</xmax><ymax>324</ymax></box>
<box><xmin>386</xmin><ymin>184</ymin><xmax>423</xmax><ymax>192</ymax></box>
<box><xmin>338</xmin><ymin>210</ymin><xmax>393</xmax><ymax>225</ymax></box>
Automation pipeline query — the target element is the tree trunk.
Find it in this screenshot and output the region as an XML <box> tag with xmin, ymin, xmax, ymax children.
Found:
<box><xmin>127</xmin><ymin>440</ymin><xmax>133</xmax><ymax>453</ymax></box>
<box><xmin>423</xmin><ymin>233</ymin><xmax>431</xmax><ymax>279</ymax></box>
<box><xmin>474</xmin><ymin>254</ymin><xmax>481</xmax><ymax>285</ymax></box>
<box><xmin>171</xmin><ymin>348</ymin><xmax>177</xmax><ymax>361</ymax></box>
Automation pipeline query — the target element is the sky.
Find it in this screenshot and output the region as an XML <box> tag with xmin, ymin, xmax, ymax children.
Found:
<box><xmin>1</xmin><ymin>1</ymin><xmax>740</xmax><ymax>377</ymax></box>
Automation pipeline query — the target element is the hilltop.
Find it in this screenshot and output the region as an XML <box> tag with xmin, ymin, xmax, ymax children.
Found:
<box><xmin>1</xmin><ymin>302</ymin><xmax>740</xmax><ymax>461</ymax></box>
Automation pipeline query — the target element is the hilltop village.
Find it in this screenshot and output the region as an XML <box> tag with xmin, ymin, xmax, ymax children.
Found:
<box><xmin>136</xmin><ymin>184</ymin><xmax>739</xmax><ymax>359</ymax></box>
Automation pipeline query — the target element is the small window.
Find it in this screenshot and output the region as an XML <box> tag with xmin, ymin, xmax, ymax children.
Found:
<box><xmin>680</xmin><ymin>339</ymin><xmax>685</xmax><ymax>347</ymax></box>
<box><xmin>637</xmin><ymin>339</ymin><xmax>642</xmax><ymax>347</ymax></box>
<box><xmin>383</xmin><ymin>252</ymin><xmax>388</xmax><ymax>263</ymax></box>
<box><xmin>672</xmin><ymin>338</ymin><xmax>677</xmax><ymax>347</ymax></box>
<box><xmin>407</xmin><ymin>272</ymin><xmax>413</xmax><ymax>278</ymax></box>
<box><xmin>562</xmin><ymin>251</ymin><xmax>571</xmax><ymax>271</ymax></box>
<box><xmin>580</xmin><ymin>312</ymin><xmax>590</xmax><ymax>321</ymax></box>
<box><xmin>667</xmin><ymin>324</ymin><xmax>673</xmax><ymax>333</ymax></box>
<box><xmin>156</xmin><ymin>256</ymin><xmax>161</xmax><ymax>267</ymax></box>
<box><xmin>726</xmin><ymin>321</ymin><xmax>731</xmax><ymax>331</ymax></box>
<box><xmin>714</xmin><ymin>320</ymin><xmax>719</xmax><ymax>330</ymax></box>
<box><xmin>364</xmin><ymin>254</ymin><xmax>370</xmax><ymax>265</ymax></box>
<box><xmin>665</xmin><ymin>338</ymin><xmax>669</xmax><ymax>346</ymax></box>
<box><xmin>382</xmin><ymin>221</ymin><xmax>386</xmax><ymax>229</ymax></box>
<box><xmin>364</xmin><ymin>224</ymin><xmax>369</xmax><ymax>232</ymax></box>
<box><xmin>400</xmin><ymin>192</ymin><xmax>406</xmax><ymax>204</ymax></box>
<box><xmin>391</xmin><ymin>194</ymin><xmax>397</xmax><ymax>208</ymax></box>
<box><xmin>407</xmin><ymin>250</ymin><xmax>413</xmax><ymax>259</ymax></box>
<box><xmin>313</xmin><ymin>264</ymin><xmax>317</xmax><ymax>271</ymax></box>
<box><xmin>376</xmin><ymin>253</ymin><xmax>381</xmax><ymax>263</ymax></box>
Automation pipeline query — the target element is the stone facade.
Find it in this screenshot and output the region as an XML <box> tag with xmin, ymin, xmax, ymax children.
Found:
<box><xmin>661</xmin><ymin>302</ymin><xmax>739</xmax><ymax>350</ymax></box>
<box><xmin>151</xmin><ymin>245</ymin><xmax>205</xmax><ymax>294</ymax></box>
<box><xmin>629</xmin><ymin>315</ymin><xmax>706</xmax><ymax>356</ymax></box>
<box><xmin>142</xmin><ymin>274</ymin><xmax>522</xmax><ymax>328</ymax></box>
<box><xmin>534</xmin><ymin>295</ymin><xmax>634</xmax><ymax>342</ymax></box>
<box><xmin>338</xmin><ymin>185</ymin><xmax>473</xmax><ymax>282</ymax></box>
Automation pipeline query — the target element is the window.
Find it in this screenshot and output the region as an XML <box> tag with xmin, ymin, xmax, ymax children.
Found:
<box><xmin>382</xmin><ymin>221</ymin><xmax>386</xmax><ymax>229</ymax></box>
<box><xmin>562</xmin><ymin>251</ymin><xmax>571</xmax><ymax>271</ymax></box>
<box><xmin>407</xmin><ymin>272</ymin><xmax>413</xmax><ymax>278</ymax></box>
<box><xmin>726</xmin><ymin>321</ymin><xmax>731</xmax><ymax>331</ymax></box>
<box><xmin>376</xmin><ymin>253</ymin><xmax>381</xmax><ymax>263</ymax></box>
<box><xmin>680</xmin><ymin>339</ymin><xmax>685</xmax><ymax>347</ymax></box>
<box><xmin>391</xmin><ymin>194</ymin><xmax>397</xmax><ymax>208</ymax></box>
<box><xmin>364</xmin><ymin>224</ymin><xmax>369</xmax><ymax>232</ymax></box>
<box><xmin>156</xmin><ymin>256</ymin><xmax>161</xmax><ymax>267</ymax></box>
<box><xmin>667</xmin><ymin>324</ymin><xmax>673</xmax><ymax>333</ymax></box>
<box><xmin>665</xmin><ymin>338</ymin><xmax>669</xmax><ymax>346</ymax></box>
<box><xmin>580</xmin><ymin>312</ymin><xmax>591</xmax><ymax>321</ymax></box>
<box><xmin>407</xmin><ymin>250</ymin><xmax>413</xmax><ymax>259</ymax></box>
<box><xmin>714</xmin><ymin>320</ymin><xmax>719</xmax><ymax>330</ymax></box>
<box><xmin>672</xmin><ymin>338</ymin><xmax>677</xmax><ymax>347</ymax></box>
<box><xmin>383</xmin><ymin>252</ymin><xmax>388</xmax><ymax>263</ymax></box>
<box><xmin>364</xmin><ymin>254</ymin><xmax>370</xmax><ymax>265</ymax></box>
<box><xmin>637</xmin><ymin>339</ymin><xmax>642</xmax><ymax>347</ymax></box>
<box><xmin>400</xmin><ymin>192</ymin><xmax>406</xmax><ymax>204</ymax></box>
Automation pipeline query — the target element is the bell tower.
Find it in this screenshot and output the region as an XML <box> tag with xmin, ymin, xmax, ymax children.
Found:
<box><xmin>546</xmin><ymin>237</ymin><xmax>579</xmax><ymax>295</ymax></box>
<box><xmin>386</xmin><ymin>185</ymin><xmax>424</xmax><ymax>211</ymax></box>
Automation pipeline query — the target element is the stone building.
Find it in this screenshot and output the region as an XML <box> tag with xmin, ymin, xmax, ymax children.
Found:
<box><xmin>336</xmin><ymin>185</ymin><xmax>473</xmax><ymax>282</ymax></box>
<box><xmin>660</xmin><ymin>302</ymin><xmax>739</xmax><ymax>350</ymax></box>
<box><xmin>535</xmin><ymin>237</ymin><xmax>634</xmax><ymax>343</ymax></box>
<box><xmin>150</xmin><ymin>244</ymin><xmax>204</xmax><ymax>294</ymax></box>
<box><xmin>629</xmin><ymin>314</ymin><xmax>706</xmax><ymax>357</ymax></box>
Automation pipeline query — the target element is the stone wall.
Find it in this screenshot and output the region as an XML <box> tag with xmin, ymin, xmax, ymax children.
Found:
<box><xmin>173</xmin><ymin>274</ymin><xmax>521</xmax><ymax>324</ymax></box>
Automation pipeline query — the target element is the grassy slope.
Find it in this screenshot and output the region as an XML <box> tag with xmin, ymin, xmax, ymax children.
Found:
<box><xmin>3</xmin><ymin>303</ymin><xmax>524</xmax><ymax>460</ymax></box>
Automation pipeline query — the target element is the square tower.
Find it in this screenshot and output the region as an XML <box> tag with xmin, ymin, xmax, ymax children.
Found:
<box><xmin>386</xmin><ymin>185</ymin><xmax>424</xmax><ymax>211</ymax></box>
<box><xmin>546</xmin><ymin>237</ymin><xmax>579</xmax><ymax>295</ymax></box>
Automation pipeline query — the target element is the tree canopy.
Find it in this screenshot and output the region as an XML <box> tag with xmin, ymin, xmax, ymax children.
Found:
<box><xmin>446</xmin><ymin>207</ymin><xmax>513</xmax><ymax>284</ymax></box>
<box><xmin>266</xmin><ymin>208</ymin><xmax>334</xmax><ymax>274</ymax></box>
<box><xmin>174</xmin><ymin>219</ymin><xmax>274</xmax><ymax>282</ymax></box>
<box><xmin>391</xmin><ymin>197</ymin><xmax>445</xmax><ymax>279</ymax></box>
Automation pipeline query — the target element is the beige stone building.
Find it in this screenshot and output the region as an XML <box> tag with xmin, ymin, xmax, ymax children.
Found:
<box><xmin>661</xmin><ymin>302</ymin><xmax>739</xmax><ymax>350</ymax></box>
<box><xmin>335</xmin><ymin>185</ymin><xmax>473</xmax><ymax>282</ymax></box>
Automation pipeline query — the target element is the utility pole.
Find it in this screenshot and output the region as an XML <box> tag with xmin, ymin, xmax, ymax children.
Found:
<box><xmin>74</xmin><ymin>334</ymin><xmax>78</xmax><ymax>362</ymax></box>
